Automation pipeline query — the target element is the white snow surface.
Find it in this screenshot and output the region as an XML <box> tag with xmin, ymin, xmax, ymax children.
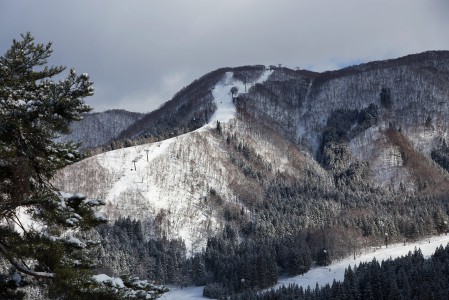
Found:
<box><xmin>160</xmin><ymin>286</ymin><xmax>205</xmax><ymax>300</ymax></box>
<box><xmin>208</xmin><ymin>69</ymin><xmax>273</xmax><ymax>125</ymax></box>
<box><xmin>98</xmin><ymin>137</ymin><xmax>175</xmax><ymax>211</ymax></box>
<box><xmin>160</xmin><ymin>234</ymin><xmax>449</xmax><ymax>300</ymax></box>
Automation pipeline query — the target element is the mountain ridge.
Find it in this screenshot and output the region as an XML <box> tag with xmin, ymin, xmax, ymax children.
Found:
<box><xmin>71</xmin><ymin>50</ymin><xmax>449</xmax><ymax>153</ymax></box>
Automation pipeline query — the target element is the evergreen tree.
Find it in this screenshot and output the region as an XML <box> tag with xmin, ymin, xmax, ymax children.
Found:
<box><xmin>0</xmin><ymin>33</ymin><xmax>167</xmax><ymax>299</ymax></box>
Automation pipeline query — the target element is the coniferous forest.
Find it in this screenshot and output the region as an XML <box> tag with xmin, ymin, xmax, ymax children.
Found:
<box><xmin>232</xmin><ymin>244</ymin><xmax>449</xmax><ymax>300</ymax></box>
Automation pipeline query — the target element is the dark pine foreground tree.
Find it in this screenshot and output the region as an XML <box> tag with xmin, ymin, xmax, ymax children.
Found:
<box><xmin>0</xmin><ymin>33</ymin><xmax>167</xmax><ymax>299</ymax></box>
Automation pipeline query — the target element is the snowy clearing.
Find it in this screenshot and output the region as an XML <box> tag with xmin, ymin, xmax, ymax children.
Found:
<box><xmin>160</xmin><ymin>234</ymin><xmax>449</xmax><ymax>300</ymax></box>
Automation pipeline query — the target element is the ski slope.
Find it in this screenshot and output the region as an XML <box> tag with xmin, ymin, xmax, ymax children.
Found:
<box><xmin>208</xmin><ymin>69</ymin><xmax>273</xmax><ymax>125</ymax></box>
<box><xmin>160</xmin><ymin>234</ymin><xmax>449</xmax><ymax>300</ymax></box>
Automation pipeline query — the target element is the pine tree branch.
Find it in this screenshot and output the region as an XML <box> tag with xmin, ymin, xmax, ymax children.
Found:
<box><xmin>0</xmin><ymin>242</ymin><xmax>55</xmax><ymax>279</ymax></box>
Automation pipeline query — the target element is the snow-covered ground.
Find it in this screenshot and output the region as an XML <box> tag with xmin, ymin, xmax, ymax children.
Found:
<box><xmin>159</xmin><ymin>286</ymin><xmax>205</xmax><ymax>300</ymax></box>
<box><xmin>160</xmin><ymin>234</ymin><xmax>449</xmax><ymax>300</ymax></box>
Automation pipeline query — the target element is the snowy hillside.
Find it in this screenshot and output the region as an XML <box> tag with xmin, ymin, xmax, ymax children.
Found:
<box><xmin>160</xmin><ymin>234</ymin><xmax>449</xmax><ymax>300</ymax></box>
<box><xmin>54</xmin><ymin>69</ymin><xmax>301</xmax><ymax>252</ymax></box>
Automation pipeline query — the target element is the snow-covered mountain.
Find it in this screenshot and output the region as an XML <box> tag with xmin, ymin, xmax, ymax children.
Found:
<box><xmin>55</xmin><ymin>69</ymin><xmax>330</xmax><ymax>251</ymax></box>
<box><xmin>54</xmin><ymin>51</ymin><xmax>449</xmax><ymax>253</ymax></box>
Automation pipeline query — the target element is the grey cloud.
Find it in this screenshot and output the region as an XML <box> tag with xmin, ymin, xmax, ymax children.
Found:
<box><xmin>1</xmin><ymin>0</ymin><xmax>448</xmax><ymax>113</ymax></box>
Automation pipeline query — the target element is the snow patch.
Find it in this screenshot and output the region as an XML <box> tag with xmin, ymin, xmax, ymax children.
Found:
<box><xmin>93</xmin><ymin>274</ymin><xmax>125</xmax><ymax>288</ymax></box>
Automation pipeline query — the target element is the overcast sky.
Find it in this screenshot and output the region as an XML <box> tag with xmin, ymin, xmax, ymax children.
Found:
<box><xmin>1</xmin><ymin>0</ymin><xmax>448</xmax><ymax>113</ymax></box>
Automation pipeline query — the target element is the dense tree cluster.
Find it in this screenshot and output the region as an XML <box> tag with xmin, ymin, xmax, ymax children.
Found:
<box><xmin>94</xmin><ymin>219</ymin><xmax>314</xmax><ymax>297</ymax></box>
<box><xmin>233</xmin><ymin>244</ymin><xmax>449</xmax><ymax>300</ymax></box>
<box><xmin>94</xmin><ymin>218</ymin><xmax>189</xmax><ymax>285</ymax></box>
<box><xmin>232</xmin><ymin>65</ymin><xmax>266</xmax><ymax>84</ymax></box>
